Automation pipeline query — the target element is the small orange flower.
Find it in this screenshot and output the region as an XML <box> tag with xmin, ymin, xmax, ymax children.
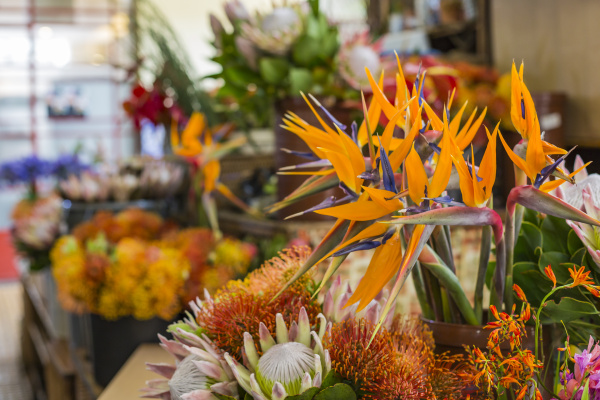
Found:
<box><xmin>490</xmin><ymin>305</ymin><xmax>500</xmax><ymax>320</ymax></box>
<box><xmin>586</xmin><ymin>285</ymin><xmax>600</xmax><ymax>297</ymax></box>
<box><xmin>513</xmin><ymin>284</ymin><xmax>527</xmax><ymax>302</ymax></box>
<box><xmin>544</xmin><ymin>265</ymin><xmax>556</xmax><ymax>288</ymax></box>
<box><xmin>569</xmin><ymin>265</ymin><xmax>595</xmax><ymax>287</ymax></box>
<box><xmin>520</xmin><ymin>303</ymin><xmax>531</xmax><ymax>322</ymax></box>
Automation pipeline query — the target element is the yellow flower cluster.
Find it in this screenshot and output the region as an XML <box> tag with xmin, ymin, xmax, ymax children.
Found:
<box><xmin>50</xmin><ymin>209</ymin><xmax>257</xmax><ymax>321</ymax></box>
<box><xmin>51</xmin><ymin>235</ymin><xmax>191</xmax><ymax>321</ymax></box>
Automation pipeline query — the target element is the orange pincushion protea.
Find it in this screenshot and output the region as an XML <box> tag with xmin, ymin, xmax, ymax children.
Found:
<box><xmin>325</xmin><ymin>319</ymin><xmax>398</xmax><ymax>400</ymax></box>
<box><xmin>195</xmin><ymin>247</ymin><xmax>321</xmax><ymax>362</ymax></box>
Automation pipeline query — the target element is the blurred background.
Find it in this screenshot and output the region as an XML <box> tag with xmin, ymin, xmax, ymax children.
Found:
<box><xmin>1</xmin><ymin>0</ymin><xmax>599</xmax><ymax>398</ymax></box>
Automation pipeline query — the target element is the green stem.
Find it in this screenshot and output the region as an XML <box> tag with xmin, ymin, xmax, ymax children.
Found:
<box><xmin>422</xmin><ymin>259</ymin><xmax>479</xmax><ymax>325</ymax></box>
<box><xmin>475</xmin><ymin>225</ymin><xmax>492</xmax><ymax>324</ymax></box>
<box><xmin>411</xmin><ymin>262</ymin><xmax>434</xmax><ymax>319</ymax></box>
<box><xmin>440</xmin><ymin>287</ymin><xmax>453</xmax><ymax>323</ymax></box>
<box><xmin>504</xmin><ymin>209</ymin><xmax>515</xmax><ymax>313</ymax></box>
<box><xmin>424</xmin><ymin>267</ymin><xmax>444</xmax><ymax>321</ymax></box>
<box><xmin>535</xmin><ymin>285</ymin><xmax>566</xmax><ymax>363</ymax></box>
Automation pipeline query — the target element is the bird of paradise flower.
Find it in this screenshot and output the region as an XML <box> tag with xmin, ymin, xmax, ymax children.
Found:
<box><xmin>267</xmin><ymin>55</ymin><xmax>600</xmax><ymax>342</ymax></box>
<box><xmin>171</xmin><ymin>112</ymin><xmax>257</xmax><ymax>238</ymax></box>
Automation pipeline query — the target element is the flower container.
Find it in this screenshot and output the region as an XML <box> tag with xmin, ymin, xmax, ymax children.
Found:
<box><xmin>89</xmin><ymin>314</ymin><xmax>171</xmax><ymax>387</ymax></box>
<box><xmin>273</xmin><ymin>96</ymin><xmax>354</xmax><ymax>221</ymax></box>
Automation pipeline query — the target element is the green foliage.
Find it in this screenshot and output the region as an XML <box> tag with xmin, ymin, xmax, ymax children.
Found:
<box><xmin>511</xmin><ymin>210</ymin><xmax>600</xmax><ymax>338</ymax></box>
<box><xmin>209</xmin><ymin>3</ymin><xmax>352</xmax><ymax>129</ymax></box>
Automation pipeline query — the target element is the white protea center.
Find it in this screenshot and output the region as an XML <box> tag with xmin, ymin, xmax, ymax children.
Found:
<box><xmin>225</xmin><ymin>307</ymin><xmax>331</xmax><ymax>400</ymax></box>
<box><xmin>169</xmin><ymin>355</ymin><xmax>209</xmax><ymax>400</ymax></box>
<box><xmin>261</xmin><ymin>8</ymin><xmax>300</xmax><ymax>34</ymax></box>
<box><xmin>256</xmin><ymin>342</ymin><xmax>316</xmax><ymax>395</ymax></box>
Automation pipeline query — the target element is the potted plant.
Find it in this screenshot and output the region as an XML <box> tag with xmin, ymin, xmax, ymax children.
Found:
<box><xmin>262</xmin><ymin>56</ymin><xmax>600</xmax><ymax>392</ymax></box>
<box><xmin>209</xmin><ymin>0</ymin><xmax>384</xmax><ymax>216</ymax></box>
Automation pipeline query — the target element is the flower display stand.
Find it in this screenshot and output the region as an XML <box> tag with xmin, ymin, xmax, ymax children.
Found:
<box><xmin>87</xmin><ymin>314</ymin><xmax>171</xmax><ymax>387</ymax></box>
<box><xmin>20</xmin><ymin>271</ymin><xmax>78</xmax><ymax>400</ymax></box>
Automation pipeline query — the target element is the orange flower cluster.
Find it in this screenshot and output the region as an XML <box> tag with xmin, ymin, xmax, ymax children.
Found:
<box><xmin>51</xmin><ymin>209</ymin><xmax>256</xmax><ymax>320</ymax></box>
<box><xmin>323</xmin><ymin>315</ymin><xmax>463</xmax><ymax>400</ymax></box>
<box><xmin>195</xmin><ymin>247</ymin><xmax>322</xmax><ymax>362</ymax></box>
<box><xmin>465</xmin><ymin>303</ymin><xmax>542</xmax><ymax>399</ymax></box>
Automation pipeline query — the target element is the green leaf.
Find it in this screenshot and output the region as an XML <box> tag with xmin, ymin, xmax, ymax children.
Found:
<box><xmin>305</xmin><ymin>14</ymin><xmax>328</xmax><ymax>39</ymax></box>
<box><xmin>514</xmin><ymin>221</ymin><xmax>543</xmax><ymax>262</ymax></box>
<box><xmin>570</xmin><ymin>247</ymin><xmax>588</xmax><ymax>267</ymax></box>
<box><xmin>513</xmin><ymin>262</ymin><xmax>553</xmax><ymax>306</ymax></box>
<box><xmin>214</xmin><ymin>394</ymin><xmax>238</xmax><ymax>400</ymax></box>
<box><xmin>259</xmin><ymin>58</ymin><xmax>290</xmax><ymax>84</ymax></box>
<box><xmin>540</xmin><ymin>214</ymin><xmax>572</xmax><ymax>254</ymax></box>
<box><xmin>541</xmin><ymin>297</ymin><xmax>600</xmax><ymax>324</ymax></box>
<box><xmin>313</xmin><ymin>383</ymin><xmax>357</xmax><ymax>400</ymax></box>
<box><xmin>292</xmin><ymin>35</ymin><xmax>323</xmax><ymax>67</ymax></box>
<box><xmin>319</xmin><ymin>32</ymin><xmax>339</xmax><ymax>59</ymax></box>
<box><xmin>224</xmin><ymin>67</ymin><xmax>260</xmax><ymax>88</ymax></box>
<box><xmin>244</xmin><ymin>393</ymin><xmax>253</xmax><ymax>400</ymax></box>
<box><xmin>523</xmin><ymin>208</ymin><xmax>541</xmax><ymax>226</ymax></box>
<box><xmin>289</xmin><ymin>68</ymin><xmax>314</xmax><ymax>95</ymax></box>
<box><xmin>287</xmin><ymin>387</ymin><xmax>320</xmax><ymax>400</ymax></box>
<box><xmin>485</xmin><ymin>260</ymin><xmax>495</xmax><ymax>290</ymax></box>
<box><xmin>568</xmin><ymin>229</ymin><xmax>585</xmax><ymax>255</ymax></box>
<box><xmin>538</xmin><ymin>252</ymin><xmax>571</xmax><ymax>284</ymax></box>
<box><xmin>321</xmin><ymin>370</ymin><xmax>343</xmax><ymax>389</ymax></box>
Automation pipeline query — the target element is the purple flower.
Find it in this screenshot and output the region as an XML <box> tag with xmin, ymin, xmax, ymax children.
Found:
<box><xmin>575</xmin><ymin>350</ymin><xmax>593</xmax><ymax>381</ymax></box>
<box><xmin>0</xmin><ymin>156</ymin><xmax>52</xmax><ymax>186</ymax></box>
<box><xmin>51</xmin><ymin>154</ymin><xmax>88</xmax><ymax>180</ymax></box>
<box><xmin>561</xmin><ymin>371</ymin><xmax>574</xmax><ymax>385</ymax></box>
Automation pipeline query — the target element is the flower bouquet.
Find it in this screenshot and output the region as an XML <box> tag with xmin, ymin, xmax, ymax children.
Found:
<box><xmin>51</xmin><ymin>208</ymin><xmax>257</xmax><ymax>318</ymax></box>
<box><xmin>259</xmin><ymin>55</ymin><xmax>600</xmax><ymax>398</ymax></box>
<box><xmin>142</xmin><ymin>247</ymin><xmax>473</xmax><ymax>400</ymax></box>
<box><xmin>1</xmin><ymin>154</ymin><xmax>87</xmax><ymax>271</ymax></box>
<box><xmin>51</xmin><ymin>208</ymin><xmax>257</xmax><ymax>386</ymax></box>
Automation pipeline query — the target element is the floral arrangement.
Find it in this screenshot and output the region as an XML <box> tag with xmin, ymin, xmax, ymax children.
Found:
<box><xmin>58</xmin><ymin>156</ymin><xmax>184</xmax><ymax>202</ymax></box>
<box><xmin>267</xmin><ymin>56</ymin><xmax>598</xmax><ymax>329</ymax></box>
<box><xmin>209</xmin><ymin>0</ymin><xmax>349</xmax><ymax>128</ymax></box>
<box><xmin>171</xmin><ymin>111</ymin><xmax>257</xmax><ymax>236</ymax></box>
<box><xmin>1</xmin><ymin>154</ymin><xmax>88</xmax><ymax>270</ymax></box>
<box><xmin>142</xmin><ymin>247</ymin><xmax>473</xmax><ymax>400</ymax></box>
<box><xmin>253</xmin><ymin>54</ymin><xmax>600</xmax><ymax>400</ymax></box>
<box><xmin>51</xmin><ymin>208</ymin><xmax>256</xmax><ymax>320</ymax></box>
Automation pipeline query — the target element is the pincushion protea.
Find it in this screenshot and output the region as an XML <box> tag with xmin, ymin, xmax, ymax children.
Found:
<box><xmin>224</xmin><ymin>307</ymin><xmax>331</xmax><ymax>400</ymax></box>
<box><xmin>141</xmin><ymin>314</ymin><xmax>238</xmax><ymax>400</ymax></box>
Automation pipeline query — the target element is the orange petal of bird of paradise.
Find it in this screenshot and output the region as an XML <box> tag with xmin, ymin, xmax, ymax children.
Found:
<box><xmin>358</xmin><ymin>74</ymin><xmax>384</xmax><ymax>147</ymax></box>
<box><xmin>406</xmin><ymin>146</ymin><xmax>429</xmax><ymax>204</ymax></box>
<box><xmin>182</xmin><ymin>112</ymin><xmax>207</xmax><ymax>148</ymax></box>
<box><xmin>450</xmin><ymin>123</ymin><xmax>498</xmax><ymax>208</ymax></box>
<box><xmin>361</xmin><ymin>186</ymin><xmax>403</xmax><ymax>212</ymax></box>
<box><xmin>345</xmin><ymin>230</ymin><xmax>404</xmax><ymax>312</ymax></box>
<box><xmin>370</xmin><ymin>224</ymin><xmax>436</xmax><ymax>342</ymax></box>
<box><xmin>310</xmin><ymin>222</ymin><xmax>389</xmax><ymax>272</ymax></box>
<box><xmin>315</xmin><ymin>200</ymin><xmax>393</xmax><ymax>221</ymax></box>
<box><xmin>538</xmin><ymin>162</ymin><xmax>591</xmax><ymax>193</ymax></box>
<box><xmin>203</xmin><ymin>159</ymin><xmax>220</xmax><ymax>193</ymax></box>
<box><xmin>389</xmin><ymin>107</ymin><xmax>422</xmax><ymax>172</ymax></box>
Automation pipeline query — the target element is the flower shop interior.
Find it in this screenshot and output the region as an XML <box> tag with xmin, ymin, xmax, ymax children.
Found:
<box><xmin>1</xmin><ymin>0</ymin><xmax>600</xmax><ymax>399</ymax></box>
